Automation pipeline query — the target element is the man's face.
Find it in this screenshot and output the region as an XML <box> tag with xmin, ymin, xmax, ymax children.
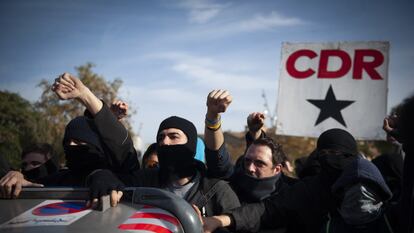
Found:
<box><xmin>157</xmin><ymin>128</ymin><xmax>188</xmax><ymax>146</ymax></box>
<box><xmin>244</xmin><ymin>144</ymin><xmax>281</xmax><ymax>178</ymax></box>
<box><xmin>22</xmin><ymin>152</ymin><xmax>47</xmax><ymax>171</ymax></box>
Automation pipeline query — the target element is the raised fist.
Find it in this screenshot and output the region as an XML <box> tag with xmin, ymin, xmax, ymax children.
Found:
<box><xmin>247</xmin><ymin>112</ymin><xmax>265</xmax><ymax>132</ymax></box>
<box><xmin>206</xmin><ymin>90</ymin><xmax>232</xmax><ymax>116</ymax></box>
<box><xmin>110</xmin><ymin>100</ymin><xmax>129</xmax><ymax>120</ymax></box>
<box><xmin>51</xmin><ymin>73</ymin><xmax>88</xmax><ymax>100</ymax></box>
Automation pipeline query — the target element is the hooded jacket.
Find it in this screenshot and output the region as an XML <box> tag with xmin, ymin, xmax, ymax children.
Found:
<box><xmin>322</xmin><ymin>157</ymin><xmax>394</xmax><ymax>233</ymax></box>
<box><xmin>37</xmin><ymin>103</ymin><xmax>139</xmax><ymax>186</ymax></box>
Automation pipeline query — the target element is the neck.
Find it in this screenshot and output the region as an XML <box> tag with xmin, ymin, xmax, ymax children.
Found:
<box><xmin>173</xmin><ymin>176</ymin><xmax>193</xmax><ymax>186</ymax></box>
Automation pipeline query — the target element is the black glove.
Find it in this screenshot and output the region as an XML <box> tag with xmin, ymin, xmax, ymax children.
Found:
<box><xmin>86</xmin><ymin>169</ymin><xmax>125</xmax><ymax>199</ymax></box>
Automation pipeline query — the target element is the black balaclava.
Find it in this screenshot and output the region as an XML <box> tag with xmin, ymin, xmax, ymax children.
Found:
<box><xmin>316</xmin><ymin>128</ymin><xmax>359</xmax><ymax>180</ymax></box>
<box><xmin>63</xmin><ymin>116</ymin><xmax>106</xmax><ymax>173</ymax></box>
<box><xmin>22</xmin><ymin>158</ymin><xmax>59</xmax><ymax>181</ymax></box>
<box><xmin>156</xmin><ymin>116</ymin><xmax>197</xmax><ymax>185</ymax></box>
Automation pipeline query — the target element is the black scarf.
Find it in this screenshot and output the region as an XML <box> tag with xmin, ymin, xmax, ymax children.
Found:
<box><xmin>232</xmin><ymin>168</ymin><xmax>281</xmax><ymax>202</ymax></box>
<box><xmin>22</xmin><ymin>158</ymin><xmax>59</xmax><ymax>181</ymax></box>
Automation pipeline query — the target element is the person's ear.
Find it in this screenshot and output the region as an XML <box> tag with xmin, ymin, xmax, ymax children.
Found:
<box><xmin>272</xmin><ymin>164</ymin><xmax>283</xmax><ymax>175</ymax></box>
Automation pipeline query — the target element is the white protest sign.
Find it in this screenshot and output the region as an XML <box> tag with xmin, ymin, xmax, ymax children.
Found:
<box><xmin>0</xmin><ymin>200</ymin><xmax>91</xmax><ymax>228</ymax></box>
<box><xmin>276</xmin><ymin>41</ymin><xmax>389</xmax><ymax>139</ymax></box>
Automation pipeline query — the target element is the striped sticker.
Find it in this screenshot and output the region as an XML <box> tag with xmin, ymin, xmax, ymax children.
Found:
<box><xmin>118</xmin><ymin>206</ymin><xmax>181</xmax><ymax>233</ymax></box>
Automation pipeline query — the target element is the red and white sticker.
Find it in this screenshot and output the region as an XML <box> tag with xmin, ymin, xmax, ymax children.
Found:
<box><xmin>119</xmin><ymin>206</ymin><xmax>181</xmax><ymax>233</ymax></box>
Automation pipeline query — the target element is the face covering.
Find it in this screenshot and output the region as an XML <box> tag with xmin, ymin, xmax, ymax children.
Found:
<box><xmin>233</xmin><ymin>169</ymin><xmax>281</xmax><ymax>202</ymax></box>
<box><xmin>22</xmin><ymin>159</ymin><xmax>59</xmax><ymax>180</ymax></box>
<box><xmin>64</xmin><ymin>144</ymin><xmax>105</xmax><ymax>173</ymax></box>
<box><xmin>337</xmin><ymin>183</ymin><xmax>383</xmax><ymax>225</ymax></box>
<box><xmin>319</xmin><ymin>153</ymin><xmax>356</xmax><ymax>180</ymax></box>
<box><xmin>157</xmin><ymin>144</ymin><xmax>196</xmax><ymax>184</ymax></box>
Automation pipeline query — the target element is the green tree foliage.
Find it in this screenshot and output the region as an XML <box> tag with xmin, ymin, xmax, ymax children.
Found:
<box><xmin>0</xmin><ymin>91</ymin><xmax>48</xmax><ymax>168</ymax></box>
<box><xmin>35</xmin><ymin>63</ymin><xmax>134</xmax><ymax>163</ymax></box>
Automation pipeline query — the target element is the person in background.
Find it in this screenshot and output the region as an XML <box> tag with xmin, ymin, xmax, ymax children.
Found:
<box><xmin>392</xmin><ymin>94</ymin><xmax>414</xmax><ymax>233</ymax></box>
<box><xmin>142</xmin><ymin>143</ymin><xmax>159</xmax><ymax>169</ymax></box>
<box><xmin>20</xmin><ymin>143</ymin><xmax>59</xmax><ymax>181</ymax></box>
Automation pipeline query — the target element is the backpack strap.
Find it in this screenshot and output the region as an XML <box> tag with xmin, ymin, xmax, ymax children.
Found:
<box><xmin>192</xmin><ymin>178</ymin><xmax>221</xmax><ymax>209</ymax></box>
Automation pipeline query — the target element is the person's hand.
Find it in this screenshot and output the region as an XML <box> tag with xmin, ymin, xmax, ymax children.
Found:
<box><xmin>206</xmin><ymin>90</ymin><xmax>232</xmax><ymax>119</ymax></box>
<box><xmin>247</xmin><ymin>112</ymin><xmax>265</xmax><ymax>132</ymax></box>
<box><xmin>0</xmin><ymin>171</ymin><xmax>44</xmax><ymax>198</ymax></box>
<box><xmin>52</xmin><ymin>73</ymin><xmax>88</xmax><ymax>100</ymax></box>
<box><xmin>192</xmin><ymin>205</ymin><xmax>222</xmax><ymax>233</ymax></box>
<box><xmin>383</xmin><ymin>117</ymin><xmax>394</xmax><ymax>133</ymax></box>
<box><xmin>86</xmin><ymin>169</ymin><xmax>125</xmax><ymax>208</ymax></box>
<box><xmin>110</xmin><ymin>100</ymin><xmax>129</xmax><ymax>120</ymax></box>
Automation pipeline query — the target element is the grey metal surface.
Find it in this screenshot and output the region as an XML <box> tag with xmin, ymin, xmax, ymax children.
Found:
<box><xmin>0</xmin><ymin>199</ymin><xmax>139</xmax><ymax>233</ymax></box>
<box><xmin>132</xmin><ymin>187</ymin><xmax>203</xmax><ymax>233</ymax></box>
<box><xmin>16</xmin><ymin>187</ymin><xmax>89</xmax><ymax>200</ymax></box>
<box><xmin>0</xmin><ymin>187</ymin><xmax>199</xmax><ymax>233</ymax></box>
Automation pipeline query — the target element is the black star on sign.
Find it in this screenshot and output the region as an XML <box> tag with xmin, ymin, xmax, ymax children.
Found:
<box><xmin>307</xmin><ymin>85</ymin><xmax>354</xmax><ymax>127</ymax></box>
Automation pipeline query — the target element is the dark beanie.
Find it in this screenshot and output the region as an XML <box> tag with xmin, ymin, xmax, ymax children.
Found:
<box><xmin>157</xmin><ymin>116</ymin><xmax>197</xmax><ymax>156</ymax></box>
<box><xmin>63</xmin><ymin>116</ymin><xmax>103</xmax><ymax>151</ymax></box>
<box><xmin>317</xmin><ymin>128</ymin><xmax>358</xmax><ymax>156</ymax></box>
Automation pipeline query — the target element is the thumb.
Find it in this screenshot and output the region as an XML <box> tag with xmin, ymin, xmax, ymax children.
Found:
<box><xmin>23</xmin><ymin>180</ymin><xmax>44</xmax><ymax>187</ymax></box>
<box><xmin>192</xmin><ymin>204</ymin><xmax>203</xmax><ymax>223</ymax></box>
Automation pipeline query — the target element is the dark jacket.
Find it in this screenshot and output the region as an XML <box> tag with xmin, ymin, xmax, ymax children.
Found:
<box><xmin>321</xmin><ymin>157</ymin><xmax>394</xmax><ymax>233</ymax></box>
<box><xmin>118</xmin><ymin>160</ymin><xmax>241</xmax><ymax>217</ymax></box>
<box><xmin>229</xmin><ymin>173</ymin><xmax>336</xmax><ymax>233</ymax></box>
<box><xmin>322</xmin><ymin>212</ymin><xmax>394</xmax><ymax>233</ymax></box>
<box><xmin>372</xmin><ymin>152</ymin><xmax>403</xmax><ymax>203</ymax></box>
<box><xmin>37</xmin><ymin>103</ymin><xmax>139</xmax><ymax>186</ymax></box>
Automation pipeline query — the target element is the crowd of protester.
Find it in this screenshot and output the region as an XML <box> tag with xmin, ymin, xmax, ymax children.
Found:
<box><xmin>0</xmin><ymin>72</ymin><xmax>413</xmax><ymax>233</ymax></box>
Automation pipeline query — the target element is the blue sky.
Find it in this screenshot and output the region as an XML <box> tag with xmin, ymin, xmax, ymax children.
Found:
<box><xmin>1</xmin><ymin>0</ymin><xmax>413</xmax><ymax>148</ymax></box>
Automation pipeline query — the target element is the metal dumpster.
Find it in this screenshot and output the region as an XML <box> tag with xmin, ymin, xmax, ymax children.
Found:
<box><xmin>0</xmin><ymin>187</ymin><xmax>202</xmax><ymax>233</ymax></box>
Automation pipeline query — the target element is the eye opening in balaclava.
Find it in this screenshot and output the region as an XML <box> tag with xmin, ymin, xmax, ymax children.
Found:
<box><xmin>316</xmin><ymin>128</ymin><xmax>359</xmax><ymax>180</ymax></box>
<box><xmin>156</xmin><ymin>116</ymin><xmax>198</xmax><ymax>184</ymax></box>
<box><xmin>156</xmin><ymin>116</ymin><xmax>197</xmax><ymax>154</ymax></box>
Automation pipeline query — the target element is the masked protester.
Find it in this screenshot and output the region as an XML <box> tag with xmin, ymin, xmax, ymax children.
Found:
<box><xmin>62</xmin><ymin>116</ymin><xmax>106</xmax><ymax>174</ymax></box>
<box><xmin>86</xmin><ymin>115</ymin><xmax>241</xmax><ymax>218</ymax></box>
<box><xmin>0</xmin><ymin>73</ymin><xmax>139</xmax><ymax>198</ymax></box>
<box><xmin>20</xmin><ymin>143</ymin><xmax>59</xmax><ymax>181</ymax></box>
<box><xmin>322</xmin><ymin>157</ymin><xmax>393</xmax><ymax>233</ymax></box>
<box><xmin>200</xmin><ymin>128</ymin><xmax>360</xmax><ymax>233</ymax></box>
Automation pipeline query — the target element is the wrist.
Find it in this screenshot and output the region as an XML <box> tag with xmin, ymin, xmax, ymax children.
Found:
<box><xmin>205</xmin><ymin>113</ymin><xmax>221</xmax><ymax>131</ymax></box>
<box><xmin>248</xmin><ymin>129</ymin><xmax>262</xmax><ymax>140</ymax></box>
<box><xmin>206</xmin><ymin>111</ymin><xmax>220</xmax><ymax>121</ymax></box>
<box><xmin>77</xmin><ymin>88</ymin><xmax>103</xmax><ymax>115</ymax></box>
<box><xmin>77</xmin><ymin>87</ymin><xmax>92</xmax><ymax>102</ymax></box>
<box><xmin>215</xmin><ymin>214</ymin><xmax>232</xmax><ymax>228</ymax></box>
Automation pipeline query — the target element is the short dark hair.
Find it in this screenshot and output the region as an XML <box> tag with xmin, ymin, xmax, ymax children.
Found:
<box><xmin>251</xmin><ymin>137</ymin><xmax>286</xmax><ymax>167</ymax></box>
<box><xmin>21</xmin><ymin>143</ymin><xmax>54</xmax><ymax>160</ymax></box>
